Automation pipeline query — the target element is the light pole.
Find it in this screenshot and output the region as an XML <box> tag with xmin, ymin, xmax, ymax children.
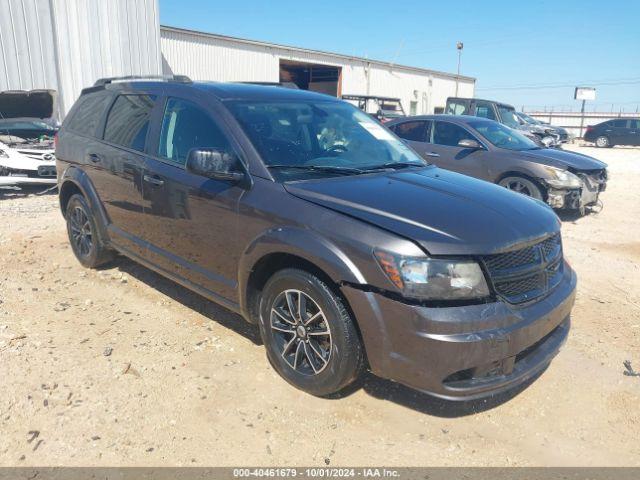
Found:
<box><xmin>455</xmin><ymin>42</ymin><xmax>463</xmax><ymax>97</ymax></box>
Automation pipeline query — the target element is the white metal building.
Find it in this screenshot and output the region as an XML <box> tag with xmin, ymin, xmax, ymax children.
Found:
<box><xmin>0</xmin><ymin>0</ymin><xmax>161</xmax><ymax>118</ymax></box>
<box><xmin>160</xmin><ymin>26</ymin><xmax>475</xmax><ymax>115</ymax></box>
<box><xmin>1</xmin><ymin>0</ymin><xmax>475</xmax><ymax>119</ymax></box>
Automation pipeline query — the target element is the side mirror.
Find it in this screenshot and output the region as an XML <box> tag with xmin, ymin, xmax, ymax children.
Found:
<box><xmin>186</xmin><ymin>148</ymin><xmax>245</xmax><ymax>183</ymax></box>
<box><xmin>458</xmin><ymin>138</ymin><xmax>482</xmax><ymax>149</ymax></box>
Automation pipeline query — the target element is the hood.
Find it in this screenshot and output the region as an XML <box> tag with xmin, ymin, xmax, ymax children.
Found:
<box><xmin>0</xmin><ymin>90</ymin><xmax>56</xmax><ymax>119</ymax></box>
<box><xmin>517</xmin><ymin>148</ymin><xmax>607</xmax><ymax>171</ymax></box>
<box><xmin>284</xmin><ymin>167</ymin><xmax>560</xmax><ymax>256</ymax></box>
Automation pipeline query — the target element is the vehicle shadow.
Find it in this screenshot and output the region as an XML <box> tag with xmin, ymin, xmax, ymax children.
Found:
<box><xmin>103</xmin><ymin>255</ymin><xmax>541</xmax><ymax>417</ymax></box>
<box><xmin>105</xmin><ymin>256</ymin><xmax>262</xmax><ymax>346</ymax></box>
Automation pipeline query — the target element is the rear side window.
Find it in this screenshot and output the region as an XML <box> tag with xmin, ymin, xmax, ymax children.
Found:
<box><xmin>432</xmin><ymin>121</ymin><xmax>476</xmax><ymax>147</ymax></box>
<box><xmin>611</xmin><ymin>119</ymin><xmax>628</xmax><ymax>128</ymax></box>
<box><xmin>630</xmin><ymin>120</ymin><xmax>640</xmax><ymax>129</ymax></box>
<box><xmin>394</xmin><ymin>121</ymin><xmax>428</xmax><ymax>142</ymax></box>
<box><xmin>158</xmin><ymin>98</ymin><xmax>231</xmax><ymax>166</ymax></box>
<box><xmin>103</xmin><ymin>95</ymin><xmax>156</xmax><ymax>152</ymax></box>
<box><xmin>475</xmin><ymin>103</ymin><xmax>497</xmax><ymax>120</ymax></box>
<box><xmin>65</xmin><ymin>94</ymin><xmax>112</xmax><ymax>137</ymax></box>
<box><xmin>446</xmin><ymin>101</ymin><xmax>467</xmax><ymax>115</ymax></box>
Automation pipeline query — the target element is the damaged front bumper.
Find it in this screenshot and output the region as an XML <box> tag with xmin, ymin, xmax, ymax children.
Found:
<box><xmin>544</xmin><ymin>169</ymin><xmax>607</xmax><ymax>210</ymax></box>
<box><xmin>341</xmin><ymin>261</ymin><xmax>576</xmax><ymax>401</ymax></box>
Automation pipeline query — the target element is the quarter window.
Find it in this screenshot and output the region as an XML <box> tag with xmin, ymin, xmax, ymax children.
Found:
<box><xmin>103</xmin><ymin>95</ymin><xmax>156</xmax><ymax>151</ymax></box>
<box><xmin>158</xmin><ymin>98</ymin><xmax>231</xmax><ymax>166</ymax></box>
<box><xmin>394</xmin><ymin>121</ymin><xmax>427</xmax><ymax>142</ymax></box>
<box><xmin>432</xmin><ymin>121</ymin><xmax>476</xmax><ymax>147</ymax></box>
<box><xmin>65</xmin><ymin>94</ymin><xmax>112</xmax><ymax>137</ymax></box>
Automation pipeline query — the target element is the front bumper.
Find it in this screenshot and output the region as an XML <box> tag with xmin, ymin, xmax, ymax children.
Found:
<box><xmin>342</xmin><ymin>261</ymin><xmax>576</xmax><ymax>400</ymax></box>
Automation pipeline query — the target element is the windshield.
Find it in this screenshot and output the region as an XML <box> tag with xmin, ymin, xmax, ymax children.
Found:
<box><xmin>497</xmin><ymin>106</ymin><xmax>520</xmax><ymax>128</ymax></box>
<box><xmin>229</xmin><ymin>100</ymin><xmax>426</xmax><ymax>180</ymax></box>
<box><xmin>469</xmin><ymin>120</ymin><xmax>540</xmax><ymax>151</ymax></box>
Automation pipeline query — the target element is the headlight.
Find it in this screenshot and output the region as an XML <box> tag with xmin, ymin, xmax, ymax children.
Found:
<box><xmin>374</xmin><ymin>250</ymin><xmax>490</xmax><ymax>301</ymax></box>
<box><xmin>544</xmin><ymin>167</ymin><xmax>582</xmax><ymax>189</ymax></box>
<box><xmin>0</xmin><ymin>149</ymin><xmax>8</xmax><ymax>158</ymax></box>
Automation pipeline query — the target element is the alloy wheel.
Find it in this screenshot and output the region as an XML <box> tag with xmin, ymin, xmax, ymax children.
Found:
<box><xmin>69</xmin><ymin>206</ymin><xmax>93</xmax><ymax>257</ymax></box>
<box><xmin>270</xmin><ymin>289</ymin><xmax>332</xmax><ymax>375</ymax></box>
<box><xmin>503</xmin><ymin>179</ymin><xmax>532</xmax><ymax>195</ymax></box>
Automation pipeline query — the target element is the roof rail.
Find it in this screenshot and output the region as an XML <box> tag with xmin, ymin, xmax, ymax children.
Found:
<box><xmin>236</xmin><ymin>81</ymin><xmax>299</xmax><ymax>90</ymax></box>
<box><xmin>93</xmin><ymin>75</ymin><xmax>192</xmax><ymax>87</ymax></box>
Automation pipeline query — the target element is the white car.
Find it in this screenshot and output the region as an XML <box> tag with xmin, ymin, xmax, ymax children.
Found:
<box><xmin>0</xmin><ymin>89</ymin><xmax>58</xmax><ymax>186</ymax></box>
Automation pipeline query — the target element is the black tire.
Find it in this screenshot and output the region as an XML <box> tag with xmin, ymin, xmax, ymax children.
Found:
<box><xmin>595</xmin><ymin>136</ymin><xmax>611</xmax><ymax>148</ymax></box>
<box><xmin>258</xmin><ymin>268</ymin><xmax>364</xmax><ymax>396</ymax></box>
<box><xmin>498</xmin><ymin>175</ymin><xmax>545</xmax><ymax>201</ymax></box>
<box><xmin>65</xmin><ymin>194</ymin><xmax>113</xmax><ymax>268</ymax></box>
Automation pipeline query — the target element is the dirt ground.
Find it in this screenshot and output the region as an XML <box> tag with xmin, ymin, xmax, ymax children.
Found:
<box><xmin>1</xmin><ymin>145</ymin><xmax>639</xmax><ymax>467</ymax></box>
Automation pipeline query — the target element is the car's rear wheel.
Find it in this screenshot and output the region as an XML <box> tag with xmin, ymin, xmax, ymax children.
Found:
<box><xmin>258</xmin><ymin>268</ymin><xmax>364</xmax><ymax>396</ymax></box>
<box><xmin>595</xmin><ymin>136</ymin><xmax>610</xmax><ymax>148</ymax></box>
<box><xmin>65</xmin><ymin>194</ymin><xmax>113</xmax><ymax>268</ymax></box>
<box><xmin>498</xmin><ymin>176</ymin><xmax>544</xmax><ymax>200</ymax></box>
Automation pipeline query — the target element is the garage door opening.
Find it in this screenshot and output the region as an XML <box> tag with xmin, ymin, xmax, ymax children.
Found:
<box><xmin>279</xmin><ymin>60</ymin><xmax>342</xmax><ymax>97</ymax></box>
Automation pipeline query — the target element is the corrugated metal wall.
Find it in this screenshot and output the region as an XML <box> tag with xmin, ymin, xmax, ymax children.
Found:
<box><xmin>0</xmin><ymin>0</ymin><xmax>162</xmax><ymax>118</ymax></box>
<box><xmin>160</xmin><ymin>27</ymin><xmax>475</xmax><ymax>115</ymax></box>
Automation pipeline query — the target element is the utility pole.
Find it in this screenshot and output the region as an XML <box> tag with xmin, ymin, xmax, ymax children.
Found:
<box><xmin>455</xmin><ymin>42</ymin><xmax>463</xmax><ymax>97</ymax></box>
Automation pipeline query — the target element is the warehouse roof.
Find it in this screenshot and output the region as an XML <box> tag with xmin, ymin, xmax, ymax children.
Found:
<box><xmin>160</xmin><ymin>25</ymin><xmax>476</xmax><ymax>83</ymax></box>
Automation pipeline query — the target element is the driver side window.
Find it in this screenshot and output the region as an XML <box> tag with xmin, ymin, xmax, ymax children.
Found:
<box><xmin>432</xmin><ymin>121</ymin><xmax>476</xmax><ymax>147</ymax></box>
<box><xmin>158</xmin><ymin>98</ymin><xmax>231</xmax><ymax>166</ymax></box>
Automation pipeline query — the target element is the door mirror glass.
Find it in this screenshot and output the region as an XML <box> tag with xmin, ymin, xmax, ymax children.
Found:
<box><xmin>457</xmin><ymin>138</ymin><xmax>482</xmax><ymax>149</ymax></box>
<box><xmin>186</xmin><ymin>148</ymin><xmax>244</xmax><ymax>182</ymax></box>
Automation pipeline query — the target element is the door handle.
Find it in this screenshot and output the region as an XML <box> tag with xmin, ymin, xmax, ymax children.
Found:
<box><xmin>143</xmin><ymin>174</ymin><xmax>165</xmax><ymax>186</ymax></box>
<box><xmin>425</xmin><ymin>152</ymin><xmax>440</xmax><ymax>158</ymax></box>
<box><xmin>87</xmin><ymin>153</ymin><xmax>101</xmax><ymax>163</ymax></box>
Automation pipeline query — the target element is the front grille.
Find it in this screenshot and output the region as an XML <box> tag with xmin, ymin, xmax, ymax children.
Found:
<box><xmin>483</xmin><ymin>233</ymin><xmax>563</xmax><ymax>304</ymax></box>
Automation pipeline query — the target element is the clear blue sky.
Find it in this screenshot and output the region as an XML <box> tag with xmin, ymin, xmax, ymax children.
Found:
<box><xmin>159</xmin><ymin>0</ymin><xmax>640</xmax><ymax>112</ymax></box>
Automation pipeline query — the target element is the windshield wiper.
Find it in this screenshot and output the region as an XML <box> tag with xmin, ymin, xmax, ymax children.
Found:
<box><xmin>361</xmin><ymin>161</ymin><xmax>427</xmax><ymax>171</ymax></box>
<box><xmin>267</xmin><ymin>164</ymin><xmax>365</xmax><ymax>175</ymax></box>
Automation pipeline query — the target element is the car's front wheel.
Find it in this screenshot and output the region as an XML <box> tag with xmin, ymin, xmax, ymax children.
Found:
<box><xmin>65</xmin><ymin>194</ymin><xmax>113</xmax><ymax>268</ymax></box>
<box><xmin>498</xmin><ymin>176</ymin><xmax>545</xmax><ymax>201</ymax></box>
<box><xmin>258</xmin><ymin>268</ymin><xmax>364</xmax><ymax>396</ymax></box>
<box><xmin>595</xmin><ymin>136</ymin><xmax>611</xmax><ymax>148</ymax></box>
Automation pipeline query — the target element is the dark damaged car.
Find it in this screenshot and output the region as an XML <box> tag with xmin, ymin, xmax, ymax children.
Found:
<box><xmin>389</xmin><ymin>115</ymin><xmax>607</xmax><ymax>211</ymax></box>
<box><xmin>56</xmin><ymin>78</ymin><xmax>576</xmax><ymax>400</ymax></box>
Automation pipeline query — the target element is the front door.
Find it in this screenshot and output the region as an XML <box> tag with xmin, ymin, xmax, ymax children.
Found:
<box><xmin>426</xmin><ymin>120</ymin><xmax>488</xmax><ymax>180</ymax></box>
<box><xmin>140</xmin><ymin>96</ymin><xmax>245</xmax><ymax>301</ymax></box>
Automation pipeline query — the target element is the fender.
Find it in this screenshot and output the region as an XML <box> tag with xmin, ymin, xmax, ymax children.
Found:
<box><xmin>237</xmin><ymin>226</ymin><xmax>367</xmax><ymax>318</ymax></box>
<box><xmin>59</xmin><ymin>165</ymin><xmax>111</xmax><ymax>246</ymax></box>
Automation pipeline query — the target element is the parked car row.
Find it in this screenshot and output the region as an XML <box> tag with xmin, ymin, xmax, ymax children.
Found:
<box><xmin>387</xmin><ymin>115</ymin><xmax>607</xmax><ymax>211</ymax></box>
<box><xmin>56</xmin><ymin>76</ymin><xmax>578</xmax><ymax>401</ymax></box>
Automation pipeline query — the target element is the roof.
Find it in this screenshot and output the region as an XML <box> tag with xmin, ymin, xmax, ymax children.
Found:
<box><xmin>160</xmin><ymin>25</ymin><xmax>476</xmax><ymax>83</ymax></box>
<box><xmin>447</xmin><ymin>97</ymin><xmax>515</xmax><ymax>108</ymax></box>
<box><xmin>100</xmin><ymin>79</ymin><xmax>341</xmax><ymax>102</ymax></box>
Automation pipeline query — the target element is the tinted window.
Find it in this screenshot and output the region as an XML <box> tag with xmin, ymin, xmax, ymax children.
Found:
<box><xmin>630</xmin><ymin>120</ymin><xmax>640</xmax><ymax>129</ymax></box>
<box><xmin>394</xmin><ymin>121</ymin><xmax>427</xmax><ymax>142</ymax></box>
<box><xmin>103</xmin><ymin>95</ymin><xmax>156</xmax><ymax>151</ymax></box>
<box><xmin>65</xmin><ymin>94</ymin><xmax>112</xmax><ymax>137</ymax></box>
<box><xmin>497</xmin><ymin>106</ymin><xmax>520</xmax><ymax>128</ymax></box>
<box><xmin>475</xmin><ymin>103</ymin><xmax>497</xmax><ymax>120</ymax></box>
<box><xmin>158</xmin><ymin>98</ymin><xmax>231</xmax><ymax>166</ymax></box>
<box><xmin>611</xmin><ymin>119</ymin><xmax>628</xmax><ymax>128</ymax></box>
<box><xmin>433</xmin><ymin>121</ymin><xmax>476</xmax><ymax>147</ymax></box>
<box><xmin>446</xmin><ymin>101</ymin><xmax>467</xmax><ymax>115</ymax></box>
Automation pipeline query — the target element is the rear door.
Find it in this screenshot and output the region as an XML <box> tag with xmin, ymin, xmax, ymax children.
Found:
<box><xmin>625</xmin><ymin>119</ymin><xmax>640</xmax><ymax>145</ymax></box>
<box><xmin>607</xmin><ymin>119</ymin><xmax>628</xmax><ymax>144</ymax></box>
<box><xmin>140</xmin><ymin>94</ymin><xmax>245</xmax><ymax>301</ymax></box>
<box><xmin>91</xmin><ymin>93</ymin><xmax>157</xmax><ymax>257</ymax></box>
<box><xmin>427</xmin><ymin>120</ymin><xmax>488</xmax><ymax>179</ymax></box>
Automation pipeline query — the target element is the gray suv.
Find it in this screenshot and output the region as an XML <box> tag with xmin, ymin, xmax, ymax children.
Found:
<box><xmin>56</xmin><ymin>76</ymin><xmax>576</xmax><ymax>400</ymax></box>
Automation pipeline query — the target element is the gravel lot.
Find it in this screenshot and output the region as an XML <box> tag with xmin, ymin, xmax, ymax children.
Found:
<box><xmin>0</xmin><ymin>145</ymin><xmax>639</xmax><ymax>467</ymax></box>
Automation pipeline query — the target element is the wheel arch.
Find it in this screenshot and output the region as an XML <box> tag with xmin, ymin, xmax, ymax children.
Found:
<box><xmin>238</xmin><ymin>227</ymin><xmax>366</xmax><ymax>325</ymax></box>
<box><xmin>58</xmin><ymin>166</ymin><xmax>111</xmax><ymax>245</ymax></box>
